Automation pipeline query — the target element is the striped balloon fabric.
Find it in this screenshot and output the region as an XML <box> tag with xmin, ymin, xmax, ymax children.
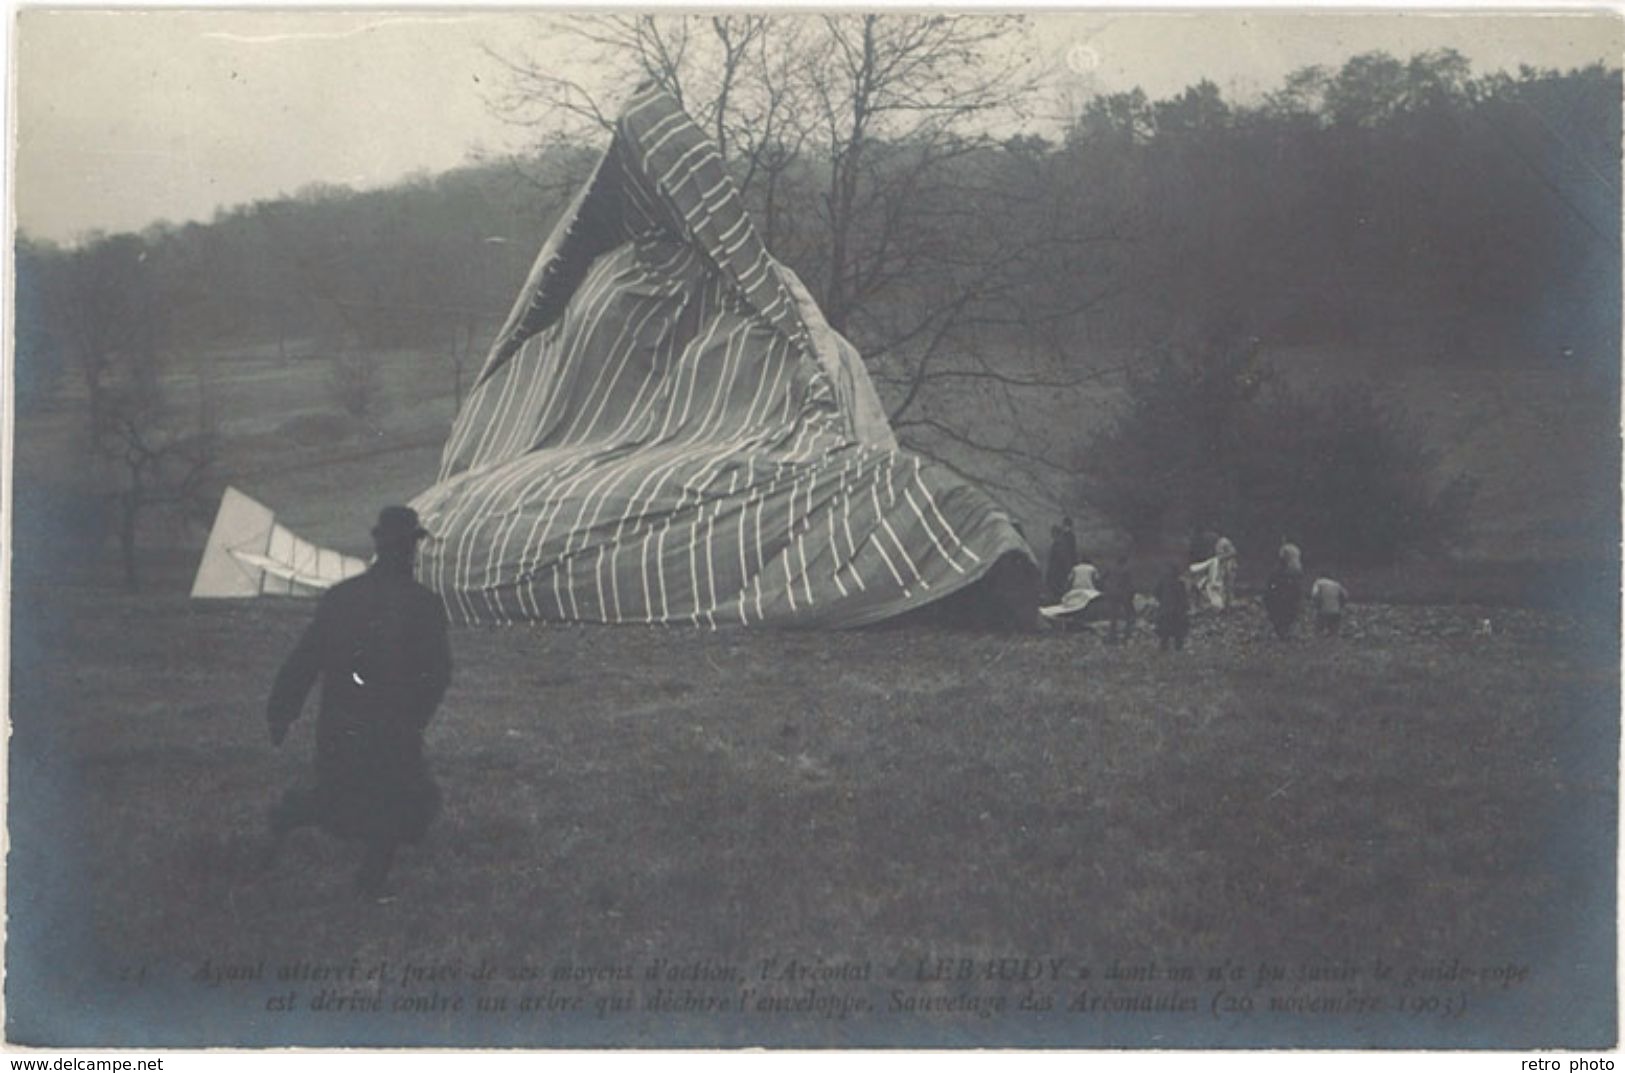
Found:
<box><xmin>411</xmin><ymin>87</ymin><xmax>1033</xmax><ymax>628</ymax></box>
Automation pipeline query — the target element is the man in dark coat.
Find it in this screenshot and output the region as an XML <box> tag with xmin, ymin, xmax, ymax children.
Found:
<box><xmin>263</xmin><ymin>506</ymin><xmax>452</xmax><ymax>898</ymax></box>
<box><xmin>1101</xmin><ymin>553</ymin><xmax>1136</xmax><ymax>644</ymax></box>
<box><xmin>1263</xmin><ymin>551</ymin><xmax>1305</xmax><ymax>640</ymax></box>
<box><xmin>1154</xmin><ymin>562</ymin><xmax>1191</xmax><ymax>652</ymax></box>
<box><xmin>1045</xmin><ymin>516</ymin><xmax>1078</xmax><ymax>602</ymax></box>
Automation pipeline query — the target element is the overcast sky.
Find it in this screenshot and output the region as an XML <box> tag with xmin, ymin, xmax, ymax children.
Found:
<box><xmin>12</xmin><ymin>7</ymin><xmax>1622</xmax><ymax>245</ymax></box>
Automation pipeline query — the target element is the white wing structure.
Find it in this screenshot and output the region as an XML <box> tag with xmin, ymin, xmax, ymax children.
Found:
<box><xmin>191</xmin><ymin>487</ymin><xmax>367</xmax><ymax>598</ymax></box>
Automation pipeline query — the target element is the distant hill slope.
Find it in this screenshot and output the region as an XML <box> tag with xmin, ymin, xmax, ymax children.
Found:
<box><xmin>14</xmin><ymin>311</ymin><xmax>1615</xmax><ymax>581</ymax></box>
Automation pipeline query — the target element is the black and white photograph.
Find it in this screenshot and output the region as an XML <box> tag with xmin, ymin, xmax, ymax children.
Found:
<box><xmin>6</xmin><ymin>6</ymin><xmax>1621</xmax><ymax>1053</ymax></box>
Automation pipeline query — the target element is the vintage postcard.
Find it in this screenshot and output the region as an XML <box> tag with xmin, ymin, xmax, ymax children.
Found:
<box><xmin>7</xmin><ymin>6</ymin><xmax>1620</xmax><ymax>1051</ymax></box>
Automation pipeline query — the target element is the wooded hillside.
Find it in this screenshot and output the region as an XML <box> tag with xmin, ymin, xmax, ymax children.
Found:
<box><xmin>13</xmin><ymin>46</ymin><xmax>1621</xmax><ymax>580</ymax></box>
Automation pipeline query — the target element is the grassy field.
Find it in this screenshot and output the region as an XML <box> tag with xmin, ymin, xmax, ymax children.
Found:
<box><xmin>7</xmin><ymin>575</ymin><xmax>1615</xmax><ymax>1048</ymax></box>
<box><xmin>7</xmin><ymin>323</ymin><xmax>1618</xmax><ymax>1049</ymax></box>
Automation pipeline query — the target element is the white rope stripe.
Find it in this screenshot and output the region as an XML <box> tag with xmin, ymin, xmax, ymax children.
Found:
<box><xmin>912</xmin><ymin>459</ymin><xmax>984</xmax><ymax>566</ymax></box>
<box><xmin>904</xmin><ymin>486</ymin><xmax>968</xmax><ymax>575</ymax></box>
<box><xmin>826</xmin><ymin>507</ymin><xmax>849</xmax><ymax>598</ymax></box>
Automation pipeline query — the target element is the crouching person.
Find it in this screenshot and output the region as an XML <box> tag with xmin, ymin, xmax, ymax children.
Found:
<box><xmin>263</xmin><ymin>506</ymin><xmax>452</xmax><ymax>899</ymax></box>
<box><xmin>1310</xmin><ymin>576</ymin><xmax>1350</xmax><ymax>638</ymax></box>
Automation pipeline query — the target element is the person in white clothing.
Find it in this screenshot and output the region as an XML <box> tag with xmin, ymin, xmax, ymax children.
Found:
<box><xmin>1189</xmin><ymin>535</ymin><xmax>1238</xmax><ymax>612</ymax></box>
<box><xmin>1037</xmin><ymin>559</ymin><xmax>1103</xmax><ymax>628</ymax></box>
<box><xmin>1310</xmin><ymin>576</ymin><xmax>1349</xmax><ymax>637</ymax></box>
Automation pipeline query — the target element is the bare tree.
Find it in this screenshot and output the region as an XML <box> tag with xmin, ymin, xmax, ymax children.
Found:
<box><xmin>102</xmin><ymin>393</ymin><xmax>218</xmax><ymax>591</ymax></box>
<box><xmin>56</xmin><ymin>234</ymin><xmax>218</xmax><ymax>589</ymax></box>
<box><xmin>329</xmin><ymin>347</ymin><xmax>387</xmax><ymax>420</ymax></box>
<box><xmin>55</xmin><ymin>234</ymin><xmax>163</xmax><ymax>453</ymax></box>
<box><xmin>487</xmin><ymin>13</ymin><xmax>1121</xmax><ymax>514</ymax></box>
<box><xmin>488</xmin><ymin>16</ymin><xmax>784</xmax><ymax>176</ymax></box>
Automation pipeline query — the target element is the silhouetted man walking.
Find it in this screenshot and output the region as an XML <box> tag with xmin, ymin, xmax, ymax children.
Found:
<box><xmin>264</xmin><ymin>506</ymin><xmax>452</xmax><ymax>898</ymax></box>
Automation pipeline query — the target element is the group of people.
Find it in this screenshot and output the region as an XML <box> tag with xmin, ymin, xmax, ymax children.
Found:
<box><xmin>1042</xmin><ymin>519</ymin><xmax>1182</xmax><ymax>647</ymax></box>
<box><xmin>261</xmin><ymin>505</ymin><xmax>1353</xmax><ymax>900</ymax></box>
<box><xmin>1264</xmin><ymin>541</ymin><xmax>1350</xmax><ymax>640</ymax></box>
<box><xmin>1043</xmin><ymin>519</ymin><xmax>1148</xmax><ymax>645</ymax></box>
<box><xmin>1042</xmin><ymin>519</ymin><xmax>1351</xmax><ymax>650</ymax></box>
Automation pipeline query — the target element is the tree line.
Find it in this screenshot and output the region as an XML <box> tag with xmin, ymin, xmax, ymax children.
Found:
<box><xmin>13</xmin><ymin>16</ymin><xmax>1621</xmax><ymax>580</ymax></box>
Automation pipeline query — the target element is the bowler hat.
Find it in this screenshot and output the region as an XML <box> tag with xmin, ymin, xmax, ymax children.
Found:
<box><xmin>372</xmin><ymin>505</ymin><xmax>428</xmax><ymax>544</ymax></box>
